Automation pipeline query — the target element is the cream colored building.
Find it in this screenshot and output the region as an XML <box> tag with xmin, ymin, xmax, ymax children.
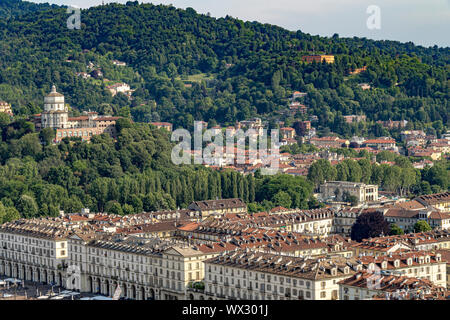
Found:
<box><xmin>162</xmin><ymin>246</ymin><xmax>218</xmax><ymax>300</ymax></box>
<box><xmin>415</xmin><ymin>192</ymin><xmax>450</xmax><ymax>213</ymax></box>
<box><xmin>188</xmin><ymin>198</ymin><xmax>247</xmax><ymax>219</ymax></box>
<box><xmin>288</xmin><ymin>210</ymin><xmax>334</xmax><ymax>236</ymax></box>
<box><xmin>350</xmin><ymin>230</ymin><xmax>450</xmax><ymax>256</ymax></box>
<box><xmin>201</xmin><ymin>250</ymin><xmax>447</xmax><ymax>300</ymax></box>
<box><xmin>41</xmin><ymin>85</ymin><xmax>69</xmax><ymax>129</ymax></box>
<box><xmin>0</xmin><ymin>219</ymin><xmax>69</xmax><ymax>287</ymax></box>
<box><xmin>384</xmin><ymin>207</ymin><xmax>450</xmax><ymax>232</ymax></box>
<box><xmin>333</xmin><ymin>208</ymin><xmax>362</xmax><ymax>236</ymax></box>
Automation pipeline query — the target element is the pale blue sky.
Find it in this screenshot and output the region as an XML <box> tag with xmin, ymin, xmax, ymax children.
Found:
<box><xmin>31</xmin><ymin>0</ymin><xmax>450</xmax><ymax>47</ymax></box>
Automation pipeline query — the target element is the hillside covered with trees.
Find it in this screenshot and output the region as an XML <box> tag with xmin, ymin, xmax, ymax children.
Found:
<box><xmin>0</xmin><ymin>1</ymin><xmax>447</xmax><ymax>136</ymax></box>
<box><xmin>0</xmin><ymin>117</ymin><xmax>323</xmax><ymax>222</ymax></box>
<box><xmin>0</xmin><ymin>1</ymin><xmax>448</xmax><ymax>222</ymax></box>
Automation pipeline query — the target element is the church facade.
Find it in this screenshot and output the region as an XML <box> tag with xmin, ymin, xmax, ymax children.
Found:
<box><xmin>36</xmin><ymin>86</ymin><xmax>120</xmax><ymax>142</ymax></box>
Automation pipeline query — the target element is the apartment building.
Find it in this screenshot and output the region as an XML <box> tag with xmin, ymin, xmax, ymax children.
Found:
<box><xmin>363</xmin><ymin>138</ymin><xmax>397</xmax><ymax>151</ymax></box>
<box><xmin>350</xmin><ymin>239</ymin><xmax>413</xmax><ymax>257</ymax></box>
<box><xmin>436</xmin><ymin>250</ymin><xmax>450</xmax><ymax>289</ymax></box>
<box><xmin>188</xmin><ymin>198</ymin><xmax>247</xmax><ymax>219</ymax></box>
<box><xmin>320</xmin><ymin>181</ymin><xmax>378</xmax><ymax>203</ymax></box>
<box><xmin>287</xmin><ymin>210</ymin><xmax>334</xmax><ymax>236</ymax></box>
<box><xmin>0</xmin><ymin>100</ymin><xmax>13</xmax><ymax>116</ymax></box>
<box><xmin>333</xmin><ymin>208</ymin><xmax>387</xmax><ymax>236</ymax></box>
<box><xmin>415</xmin><ymin>192</ymin><xmax>450</xmax><ymax>213</ymax></box>
<box><xmin>67</xmin><ymin>234</ymin><xmax>221</xmax><ymax>300</ymax></box>
<box><xmin>37</xmin><ymin>86</ymin><xmax>121</xmax><ymax>142</ymax></box>
<box><xmin>350</xmin><ymin>230</ymin><xmax>450</xmax><ymax>256</ymax></box>
<box><xmin>310</xmin><ymin>136</ymin><xmax>349</xmax><ymax>149</ymax></box>
<box><xmin>333</xmin><ymin>208</ymin><xmax>366</xmax><ymax>236</ymax></box>
<box><xmin>181</xmin><ymin>208</ymin><xmax>334</xmax><ymax>238</ymax></box>
<box><xmin>358</xmin><ymin>251</ymin><xmax>446</xmax><ymax>287</ymax></box>
<box><xmin>161</xmin><ymin>246</ymin><xmax>217</xmax><ymax>300</ymax></box>
<box><xmin>339</xmin><ymin>270</ymin><xmax>448</xmax><ymax>300</ymax></box>
<box><xmin>150</xmin><ymin>122</ymin><xmax>173</xmax><ymax>132</ymax></box>
<box><xmin>237</xmin><ymin>118</ymin><xmax>264</xmax><ymax>136</ymax></box>
<box><xmin>117</xmin><ymin>221</ymin><xmax>181</xmax><ymax>239</ymax></box>
<box><xmin>203</xmin><ymin>251</ymin><xmax>363</xmax><ymax>300</ymax></box>
<box><xmin>106</xmin><ymin>83</ymin><xmax>133</xmax><ymax>97</ymax></box>
<box><xmin>0</xmin><ymin>219</ymin><xmax>69</xmax><ymax>287</ymax></box>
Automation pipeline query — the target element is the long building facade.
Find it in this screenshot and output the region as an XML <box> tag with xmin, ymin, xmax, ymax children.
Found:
<box><xmin>1</xmin><ymin>205</ymin><xmax>448</xmax><ymax>300</ymax></box>
<box><xmin>0</xmin><ymin>219</ymin><xmax>69</xmax><ymax>287</ymax></box>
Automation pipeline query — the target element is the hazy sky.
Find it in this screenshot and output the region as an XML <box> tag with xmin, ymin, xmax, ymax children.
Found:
<box><xmin>31</xmin><ymin>0</ymin><xmax>450</xmax><ymax>47</ymax></box>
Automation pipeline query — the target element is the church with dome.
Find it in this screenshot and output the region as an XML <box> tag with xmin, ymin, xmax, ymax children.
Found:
<box><xmin>40</xmin><ymin>85</ymin><xmax>69</xmax><ymax>129</ymax></box>
<box><xmin>35</xmin><ymin>85</ymin><xmax>120</xmax><ymax>142</ymax></box>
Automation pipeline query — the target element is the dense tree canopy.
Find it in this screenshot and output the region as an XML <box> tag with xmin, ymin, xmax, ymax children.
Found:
<box><xmin>0</xmin><ymin>118</ymin><xmax>318</xmax><ymax>219</ymax></box>
<box><xmin>413</xmin><ymin>220</ymin><xmax>432</xmax><ymax>233</ymax></box>
<box><xmin>0</xmin><ymin>1</ymin><xmax>447</xmax><ymax>136</ymax></box>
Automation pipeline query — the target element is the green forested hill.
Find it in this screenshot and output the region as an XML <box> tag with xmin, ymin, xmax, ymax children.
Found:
<box><xmin>0</xmin><ymin>1</ymin><xmax>448</xmax><ymax>222</ymax></box>
<box><xmin>0</xmin><ymin>1</ymin><xmax>448</xmax><ymax>135</ymax></box>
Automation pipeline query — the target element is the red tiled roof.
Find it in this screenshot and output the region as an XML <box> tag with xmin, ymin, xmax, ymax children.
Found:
<box><xmin>94</xmin><ymin>117</ymin><xmax>120</xmax><ymax>121</ymax></box>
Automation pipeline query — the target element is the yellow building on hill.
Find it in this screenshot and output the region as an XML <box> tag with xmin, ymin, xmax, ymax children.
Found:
<box><xmin>302</xmin><ymin>55</ymin><xmax>335</xmax><ymax>64</ymax></box>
